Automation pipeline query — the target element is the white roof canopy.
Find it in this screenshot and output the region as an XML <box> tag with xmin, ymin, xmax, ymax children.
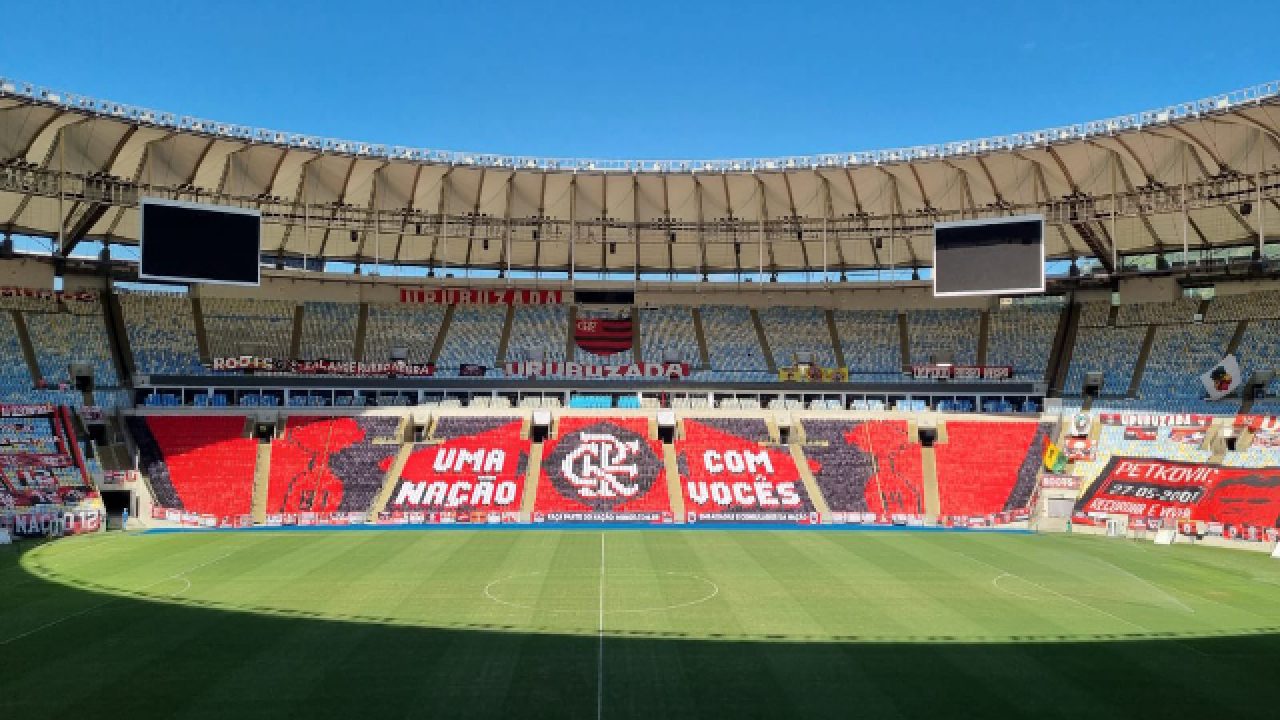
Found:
<box><xmin>2</xmin><ymin>78</ymin><xmax>1279</xmax><ymax>275</ymax></box>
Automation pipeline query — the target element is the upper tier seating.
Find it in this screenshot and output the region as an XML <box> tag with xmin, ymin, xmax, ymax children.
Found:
<box><xmin>832</xmin><ymin>309</ymin><xmax>901</xmax><ymax>380</ymax></box>
<box><xmin>638</xmin><ymin>306</ymin><xmax>700</xmax><ymax>366</ymax></box>
<box><xmin>118</xmin><ymin>292</ymin><xmax>205</xmax><ymax>375</ymax></box>
<box><xmin>1233</xmin><ymin>319</ymin><xmax>1280</xmax><ymax>387</ymax></box>
<box><xmin>758</xmin><ymin>306</ymin><xmax>837</xmax><ymax>368</ymax></box>
<box><xmin>1116</xmin><ymin>298</ymin><xmax>1199</xmax><ymax>326</ymax></box>
<box><xmin>299</xmin><ymin>301</ymin><xmax>359</xmax><ymax>361</ymax></box>
<box><xmin>1077</xmin><ymin>301</ymin><xmax>1112</xmax><ymax>328</ymax></box>
<box><xmin>1065</xmin><ymin>325</ymin><xmax>1146</xmax><ymax>394</ymax></box>
<box><xmin>906</xmin><ymin>308</ymin><xmax>979</xmax><ymax>366</ymax></box>
<box><xmin>363</xmin><ymin>303</ymin><xmax>447</xmax><ymax>364</ymax></box>
<box><xmin>1123</xmin><ymin>323</ymin><xmax>1234</xmax><ymax>412</ymax></box>
<box><xmin>802</xmin><ymin>419</ymin><xmax>923</xmax><ymax>515</ymax></box>
<box><xmin>698</xmin><ymin>305</ymin><xmax>771</xmax><ymax>378</ymax></box>
<box><xmin>1205</xmin><ymin>289</ymin><xmax>1280</xmax><ymax>322</ymax></box>
<box><xmin>986</xmin><ymin>303</ymin><xmax>1062</xmax><ymax>381</ymax></box>
<box><xmin>24</xmin><ymin>305</ymin><xmax>118</xmax><ymax>386</ymax></box>
<box><xmin>202</xmin><ymin>297</ymin><xmax>294</xmax><ymax>359</ymax></box>
<box><xmin>127</xmin><ymin>415</ymin><xmax>257</xmax><ymax>517</ymax></box>
<box><xmin>435</xmin><ymin>305</ymin><xmax>505</xmax><ymax>376</ymax></box>
<box><xmin>266</xmin><ymin>415</ymin><xmax>400</xmax><ymax>513</ymax></box>
<box><xmin>0</xmin><ymin>311</ymin><xmax>33</xmax><ymax>392</ymax></box>
<box><xmin>533</xmin><ymin>416</ymin><xmax>671</xmax><ymax>517</ymax></box>
<box><xmin>933</xmin><ymin>421</ymin><xmax>1047</xmax><ymax>517</ymax></box>
<box><xmin>507</xmin><ymin>305</ymin><xmax>569</xmax><ymax>361</ymax></box>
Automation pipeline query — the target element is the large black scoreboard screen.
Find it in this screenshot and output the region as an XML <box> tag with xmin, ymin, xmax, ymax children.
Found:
<box><xmin>140</xmin><ymin>199</ymin><xmax>261</xmax><ymax>286</ymax></box>
<box><xmin>933</xmin><ymin>215</ymin><xmax>1044</xmax><ymax>297</ymax></box>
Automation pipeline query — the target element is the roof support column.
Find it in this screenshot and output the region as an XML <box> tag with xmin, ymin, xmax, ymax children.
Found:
<box><xmin>1110</xmin><ymin>152</ymin><xmax>1118</xmax><ymax>271</ymax></box>
<box><xmin>1258</xmin><ymin>135</ymin><xmax>1266</xmax><ymax>256</ymax></box>
<box><xmin>569</xmin><ymin>175</ymin><xmax>577</xmax><ymax>285</ymax></box>
<box><xmin>1181</xmin><ymin>147</ymin><xmax>1189</xmax><ymax>268</ymax></box>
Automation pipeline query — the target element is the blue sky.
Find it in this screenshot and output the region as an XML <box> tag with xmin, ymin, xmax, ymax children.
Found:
<box><xmin>4</xmin><ymin>1</ymin><xmax>1278</xmax><ymax>160</ymax></box>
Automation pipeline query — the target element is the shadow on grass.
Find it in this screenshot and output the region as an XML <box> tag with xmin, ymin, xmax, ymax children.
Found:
<box><xmin>2</xmin><ymin>538</ymin><xmax>1278</xmax><ymax>719</ymax></box>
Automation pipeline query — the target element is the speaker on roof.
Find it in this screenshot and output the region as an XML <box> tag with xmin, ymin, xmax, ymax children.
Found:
<box><xmin>532</xmin><ymin>410</ymin><xmax>552</xmax><ymax>443</ymax></box>
<box><xmin>390</xmin><ymin>346</ymin><xmax>408</xmax><ymax>362</ymax></box>
<box><xmin>657</xmin><ymin>410</ymin><xmax>676</xmax><ymax>444</ymax></box>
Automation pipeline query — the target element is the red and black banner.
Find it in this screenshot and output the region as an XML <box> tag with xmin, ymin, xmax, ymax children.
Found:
<box><xmin>575</xmin><ymin>316</ymin><xmax>633</xmax><ymax>356</ymax></box>
<box><xmin>398</xmin><ymin>288</ymin><xmax>564</xmax><ymax>305</ymax></box>
<box><xmin>1075</xmin><ymin>456</ymin><xmax>1280</xmax><ymax>532</ymax></box>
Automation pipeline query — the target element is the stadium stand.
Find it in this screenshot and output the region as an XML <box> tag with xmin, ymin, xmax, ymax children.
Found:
<box><xmin>266</xmin><ymin>416</ymin><xmax>401</xmax><ymax>513</ymax></box>
<box><xmin>1065</xmin><ymin>325</ymin><xmax>1146</xmax><ymax>395</ymax></box>
<box><xmin>435</xmin><ymin>305</ymin><xmax>505</xmax><ymax>376</ymax></box>
<box><xmin>758</xmin><ymin>306</ymin><xmax>837</xmax><ymax>368</ymax></box>
<box><xmin>803</xmin><ymin>419</ymin><xmax>923</xmax><ymax>516</ymax></box>
<box><xmin>638</xmin><ymin>306</ymin><xmax>700</xmax><ymax>366</ymax></box>
<box><xmin>986</xmin><ymin>302</ymin><xmax>1062</xmax><ymax>381</ymax></box>
<box><xmin>362</xmin><ymin>303</ymin><xmax>447</xmax><ymax>365</ymax></box>
<box><xmin>127</xmin><ymin>415</ymin><xmax>257</xmax><ymax>517</ymax></box>
<box><xmin>906</xmin><ymin>308</ymin><xmax>979</xmax><ymax>366</ymax></box>
<box><xmin>831</xmin><ymin>309</ymin><xmax>902</xmax><ymax>380</ymax></box>
<box><xmin>299</xmin><ymin>301</ymin><xmax>359</xmax><ymax>361</ymax></box>
<box><xmin>202</xmin><ymin>297</ymin><xmax>294</xmax><ymax>360</ymax></box>
<box><xmin>1115</xmin><ymin>322</ymin><xmax>1234</xmax><ymax>413</ymax></box>
<box><xmin>1115</xmin><ymin>298</ymin><xmax>1199</xmax><ymax>326</ymax></box>
<box><xmin>1077</xmin><ymin>301</ymin><xmax>1112</xmax><ymax>328</ymax></box>
<box><xmin>1204</xmin><ymin>289</ymin><xmax>1280</xmax><ymax>321</ymax></box>
<box><xmin>684</xmin><ymin>416</ymin><xmax>771</xmax><ymax>442</ymax></box>
<box><xmin>676</xmin><ymin>418</ymin><xmax>814</xmax><ymax>520</ymax></box>
<box><xmin>118</xmin><ymin>291</ymin><xmax>205</xmax><ymax>374</ymax></box>
<box><xmin>698</xmin><ymin>305</ymin><xmax>771</xmax><ymax>379</ymax></box>
<box><xmin>24</xmin><ymin>302</ymin><xmax>118</xmax><ymax>386</ymax></box>
<box><xmin>0</xmin><ymin>410</ymin><xmax>93</xmax><ymax>507</ymax></box>
<box><xmin>533</xmin><ymin>416</ymin><xmax>671</xmax><ymax>519</ymax></box>
<box><xmin>507</xmin><ymin>304</ymin><xmax>570</xmax><ymax>361</ymax></box>
<box><xmin>933</xmin><ymin>421</ymin><xmax>1048</xmax><ymax>517</ymax></box>
<box><xmin>388</xmin><ymin>417</ymin><xmax>529</xmax><ymax>515</ymax></box>
<box><xmin>0</xmin><ymin>311</ymin><xmax>33</xmax><ymax>396</ymax></box>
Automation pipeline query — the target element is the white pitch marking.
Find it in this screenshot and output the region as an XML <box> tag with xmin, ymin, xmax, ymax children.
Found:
<box><xmin>597</xmin><ymin>532</ymin><xmax>605</xmax><ymax>720</ymax></box>
<box><xmin>0</xmin><ymin>549</ymin><xmax>238</xmax><ymax>646</ymax></box>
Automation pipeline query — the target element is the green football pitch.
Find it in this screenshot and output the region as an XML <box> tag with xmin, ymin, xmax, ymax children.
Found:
<box><xmin>4</xmin><ymin>529</ymin><xmax>1280</xmax><ymax>719</ymax></box>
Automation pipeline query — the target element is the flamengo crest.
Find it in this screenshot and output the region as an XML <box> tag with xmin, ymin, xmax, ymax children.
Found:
<box><xmin>545</xmin><ymin>423</ymin><xmax>659</xmax><ymax>509</ymax></box>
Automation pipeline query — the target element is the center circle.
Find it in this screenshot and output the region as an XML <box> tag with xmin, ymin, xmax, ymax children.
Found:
<box><xmin>484</xmin><ymin>571</ymin><xmax>719</xmax><ymax>614</ymax></box>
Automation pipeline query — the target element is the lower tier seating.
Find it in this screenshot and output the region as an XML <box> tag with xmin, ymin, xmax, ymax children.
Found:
<box><xmin>266</xmin><ymin>416</ymin><xmax>401</xmax><ymax>513</ymax></box>
<box><xmin>803</xmin><ymin>419</ymin><xmax>923</xmax><ymax>515</ymax></box>
<box><xmin>0</xmin><ymin>409</ymin><xmax>93</xmax><ymax>507</ymax></box>
<box><xmin>533</xmin><ymin>416</ymin><xmax>671</xmax><ymax>519</ymax></box>
<box><xmin>128</xmin><ymin>415</ymin><xmax>257</xmax><ymax>517</ymax></box>
<box><xmin>389</xmin><ymin>418</ymin><xmax>529</xmax><ymax>515</ymax></box>
<box><xmin>675</xmin><ymin>419</ymin><xmax>814</xmax><ymax>520</ymax></box>
<box><xmin>933</xmin><ymin>421</ymin><xmax>1049</xmax><ymax>517</ymax></box>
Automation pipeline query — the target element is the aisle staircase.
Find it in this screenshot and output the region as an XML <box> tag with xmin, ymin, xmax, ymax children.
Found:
<box><xmin>663</xmin><ymin>444</ymin><xmax>685</xmax><ymax>521</ymax></box>
<box><xmin>251</xmin><ymin>443</ymin><xmax>272</xmax><ymax>523</ymax></box>
<box><xmin>519</xmin><ymin>442</ymin><xmax>544</xmax><ymax>521</ymax></box>
<box><xmin>369</xmin><ymin>443</ymin><xmax>414</xmax><ymax>515</ymax></box>
<box><xmin>789</xmin><ymin>445</ymin><xmax>831</xmax><ymax>522</ymax></box>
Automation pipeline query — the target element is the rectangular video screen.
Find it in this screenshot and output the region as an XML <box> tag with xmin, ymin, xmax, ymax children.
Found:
<box><xmin>140</xmin><ymin>198</ymin><xmax>261</xmax><ymax>286</ymax></box>
<box><xmin>933</xmin><ymin>215</ymin><xmax>1044</xmax><ymax>297</ymax></box>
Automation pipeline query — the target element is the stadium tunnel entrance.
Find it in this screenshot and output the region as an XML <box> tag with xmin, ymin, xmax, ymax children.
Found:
<box><xmin>99</xmin><ymin>489</ymin><xmax>133</xmax><ymax>529</ymax></box>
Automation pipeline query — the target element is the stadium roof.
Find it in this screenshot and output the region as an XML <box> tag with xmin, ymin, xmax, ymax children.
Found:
<box><xmin>2</xmin><ymin>77</ymin><xmax>1280</xmax><ymax>276</ymax></box>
